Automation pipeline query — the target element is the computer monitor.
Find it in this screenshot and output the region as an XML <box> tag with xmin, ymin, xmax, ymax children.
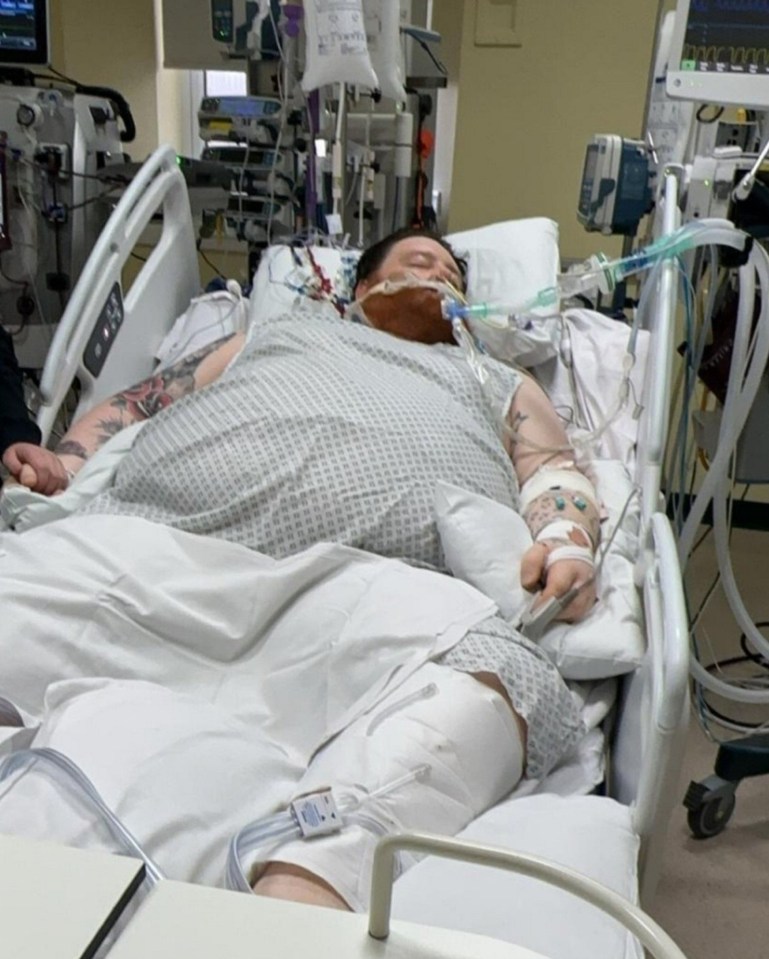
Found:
<box><xmin>666</xmin><ymin>0</ymin><xmax>769</xmax><ymax>108</ymax></box>
<box><xmin>0</xmin><ymin>0</ymin><xmax>49</xmax><ymax>67</ymax></box>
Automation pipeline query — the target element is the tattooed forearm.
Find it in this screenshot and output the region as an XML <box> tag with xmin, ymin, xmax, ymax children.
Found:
<box><xmin>111</xmin><ymin>333</ymin><xmax>237</xmax><ymax>420</ymax></box>
<box><xmin>94</xmin><ymin>416</ymin><xmax>128</xmax><ymax>448</ymax></box>
<box><xmin>53</xmin><ymin>332</ymin><xmax>241</xmax><ymax>470</ymax></box>
<box><xmin>523</xmin><ymin>490</ymin><xmax>601</xmax><ymax>547</ymax></box>
<box><xmin>54</xmin><ymin>440</ymin><xmax>88</xmax><ymax>460</ymax></box>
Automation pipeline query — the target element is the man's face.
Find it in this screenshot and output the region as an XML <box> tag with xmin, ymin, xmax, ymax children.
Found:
<box><xmin>352</xmin><ymin>237</ymin><xmax>464</xmax><ymax>345</ymax></box>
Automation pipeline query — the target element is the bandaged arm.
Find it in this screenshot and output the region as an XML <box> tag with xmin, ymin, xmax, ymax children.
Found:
<box><xmin>52</xmin><ymin>332</ymin><xmax>245</xmax><ymax>482</ymax></box>
<box><xmin>505</xmin><ymin>374</ymin><xmax>600</xmax><ymax>622</ymax></box>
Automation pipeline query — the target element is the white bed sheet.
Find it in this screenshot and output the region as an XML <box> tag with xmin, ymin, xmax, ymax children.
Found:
<box><xmin>0</xmin><ymin>299</ymin><xmax>638</xmax><ymax>842</ymax></box>
<box><xmin>0</xmin><ymin>511</ymin><xmax>609</xmax><ymax>885</ymax></box>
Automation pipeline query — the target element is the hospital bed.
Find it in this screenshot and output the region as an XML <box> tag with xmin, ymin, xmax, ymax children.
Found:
<box><xmin>1</xmin><ymin>145</ymin><xmax>690</xmax><ymax>959</ymax></box>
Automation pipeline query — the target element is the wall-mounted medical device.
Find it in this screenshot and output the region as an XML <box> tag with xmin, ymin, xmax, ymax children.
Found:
<box><xmin>577</xmin><ymin>135</ymin><xmax>653</xmax><ymax>236</ymax></box>
<box><xmin>666</xmin><ymin>0</ymin><xmax>769</xmax><ymax>109</ymax></box>
<box><xmin>0</xmin><ymin>85</ymin><xmax>124</xmax><ymax>368</ymax></box>
<box><xmin>198</xmin><ymin>95</ymin><xmax>297</xmax><ymax>241</ymax></box>
<box><xmin>201</xmin><ymin>143</ymin><xmax>289</xmax><ymax>174</ymax></box>
<box><xmin>198</xmin><ymin>95</ymin><xmax>282</xmax><ymax>142</ymax></box>
<box><xmin>209</xmin><ymin>0</ymin><xmax>281</xmax><ymax>61</ymax></box>
<box><xmin>0</xmin><ymin>0</ymin><xmax>49</xmax><ymax>67</ymax></box>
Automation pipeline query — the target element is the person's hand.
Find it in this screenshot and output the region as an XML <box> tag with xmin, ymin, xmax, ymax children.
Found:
<box><xmin>1</xmin><ymin>442</ymin><xmax>69</xmax><ymax>495</ymax></box>
<box><xmin>520</xmin><ymin>541</ymin><xmax>597</xmax><ymax>623</ymax></box>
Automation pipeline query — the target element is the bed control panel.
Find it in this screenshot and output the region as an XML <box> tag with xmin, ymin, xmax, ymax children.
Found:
<box><xmin>83</xmin><ymin>282</ymin><xmax>124</xmax><ymax>377</ymax></box>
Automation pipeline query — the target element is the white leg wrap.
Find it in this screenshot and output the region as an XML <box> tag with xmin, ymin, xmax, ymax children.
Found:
<box><xmin>248</xmin><ymin>662</ymin><xmax>525</xmax><ymax>911</ymax></box>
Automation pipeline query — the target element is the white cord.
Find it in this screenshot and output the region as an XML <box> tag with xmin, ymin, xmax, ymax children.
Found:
<box><xmin>682</xmin><ymin>244</ymin><xmax>769</xmax><ymax>703</ymax></box>
<box><xmin>731</xmin><ymin>134</ymin><xmax>769</xmax><ymax>202</ymax></box>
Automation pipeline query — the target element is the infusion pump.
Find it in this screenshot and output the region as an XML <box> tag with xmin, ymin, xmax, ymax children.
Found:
<box><xmin>0</xmin><ymin>85</ymin><xmax>124</xmax><ymax>368</ymax></box>
<box><xmin>577</xmin><ymin>135</ymin><xmax>653</xmax><ymax>236</ymax></box>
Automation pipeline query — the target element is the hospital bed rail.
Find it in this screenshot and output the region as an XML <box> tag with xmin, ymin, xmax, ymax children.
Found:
<box><xmin>369</xmin><ymin>831</ymin><xmax>688</xmax><ymax>958</ymax></box>
<box><xmin>611</xmin><ymin>173</ymin><xmax>689</xmax><ymax>905</ymax></box>
<box><xmin>613</xmin><ymin>511</ymin><xmax>690</xmax><ymax>905</ymax></box>
<box><xmin>36</xmin><ymin>144</ymin><xmax>200</xmax><ymax>443</ymax></box>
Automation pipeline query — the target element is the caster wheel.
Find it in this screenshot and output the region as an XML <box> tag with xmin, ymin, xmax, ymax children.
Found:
<box><xmin>686</xmin><ymin>790</ymin><xmax>736</xmax><ymax>839</ymax></box>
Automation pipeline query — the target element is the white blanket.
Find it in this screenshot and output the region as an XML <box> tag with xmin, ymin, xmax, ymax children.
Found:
<box><xmin>0</xmin><ymin>515</ymin><xmax>495</xmax><ymax>746</ymax></box>
<box><xmin>0</xmin><ymin>514</ymin><xmax>503</xmax><ymax>883</ymax></box>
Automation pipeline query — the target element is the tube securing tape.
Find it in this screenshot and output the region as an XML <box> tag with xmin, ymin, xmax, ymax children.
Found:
<box><xmin>519</xmin><ymin>467</ymin><xmax>599</xmax><ymax>514</ymax></box>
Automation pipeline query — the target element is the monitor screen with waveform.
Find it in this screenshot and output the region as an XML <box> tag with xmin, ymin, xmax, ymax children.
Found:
<box><xmin>0</xmin><ymin>0</ymin><xmax>49</xmax><ymax>66</ymax></box>
<box><xmin>667</xmin><ymin>0</ymin><xmax>769</xmax><ymax>107</ymax></box>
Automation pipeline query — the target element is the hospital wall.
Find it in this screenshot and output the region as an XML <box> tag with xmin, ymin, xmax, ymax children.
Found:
<box><xmin>436</xmin><ymin>0</ymin><xmax>666</xmax><ymax>260</ymax></box>
<box><xmin>51</xmin><ymin>0</ymin><xmax>160</xmax><ymax>163</ymax></box>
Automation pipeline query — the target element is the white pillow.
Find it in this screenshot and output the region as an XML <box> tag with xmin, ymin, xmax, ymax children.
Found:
<box><xmin>249</xmin><ymin>245</ymin><xmax>360</xmax><ymax>325</ymax></box>
<box><xmin>446</xmin><ymin>218</ymin><xmax>561</xmax><ymax>367</ymax></box>
<box><xmin>434</xmin><ymin>461</ymin><xmax>644</xmax><ymax>681</ymax></box>
<box><xmin>153</xmin><ymin>285</ymin><xmax>248</xmax><ymax>369</ymax></box>
<box><xmin>248</xmin><ymin>218</ymin><xmax>560</xmax><ymax>344</ymax></box>
<box><xmin>446</xmin><ymin>217</ymin><xmax>560</xmax><ymax>316</ymax></box>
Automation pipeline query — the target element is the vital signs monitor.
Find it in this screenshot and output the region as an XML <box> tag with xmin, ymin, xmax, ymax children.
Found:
<box><xmin>0</xmin><ymin>0</ymin><xmax>49</xmax><ymax>67</ymax></box>
<box><xmin>666</xmin><ymin>0</ymin><xmax>769</xmax><ymax>108</ymax></box>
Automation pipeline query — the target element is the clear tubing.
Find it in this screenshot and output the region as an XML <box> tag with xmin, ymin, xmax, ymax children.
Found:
<box><xmin>0</xmin><ymin>748</ymin><xmax>165</xmax><ymax>884</ymax></box>
<box><xmin>683</xmin><ymin>244</ymin><xmax>769</xmax><ymax>703</ymax></box>
<box><xmin>678</xmin><ymin>245</ymin><xmax>769</xmax><ymax>560</ymax></box>
<box><xmin>225</xmin><ymin>763</ymin><xmax>431</xmax><ymax>893</ymax></box>
<box><xmin>443</xmin><ymin>219</ymin><xmax>748</xmax><ymax>331</ymax></box>
<box><xmin>462</xmin><ymin>220</ymin><xmax>751</xmax><ymax>460</ymax></box>
<box><xmin>666</xmin><ymin>252</ymin><xmax>720</xmax><ymax>538</ymax></box>
<box><xmin>443</xmin><ymin>286</ymin><xmax>559</xmax><ymax>325</ymax></box>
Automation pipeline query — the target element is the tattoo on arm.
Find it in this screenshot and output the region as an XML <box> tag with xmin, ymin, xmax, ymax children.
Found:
<box><xmin>113</xmin><ymin>333</ymin><xmax>237</xmax><ymax>420</ymax></box>
<box><xmin>95</xmin><ymin>416</ymin><xmax>128</xmax><ymax>446</ymax></box>
<box><xmin>510</xmin><ymin>410</ymin><xmax>528</xmax><ymax>432</ymax></box>
<box><xmin>523</xmin><ymin>491</ymin><xmax>601</xmax><ymax>548</ymax></box>
<box><xmin>55</xmin><ymin>440</ymin><xmax>88</xmax><ymax>460</ymax></box>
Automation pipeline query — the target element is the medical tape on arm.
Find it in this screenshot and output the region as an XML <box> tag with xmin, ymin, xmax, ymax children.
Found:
<box><xmin>533</xmin><ymin>518</ymin><xmax>595</xmax><ymax>572</ymax></box>
<box><xmin>518</xmin><ymin>467</ymin><xmax>599</xmax><ymax>514</ymax></box>
<box><xmin>519</xmin><ymin>467</ymin><xmax>600</xmax><ymax>559</ymax></box>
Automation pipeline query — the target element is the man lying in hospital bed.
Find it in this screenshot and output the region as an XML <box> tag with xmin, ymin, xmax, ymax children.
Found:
<box><xmin>0</xmin><ymin>228</ymin><xmax>606</xmax><ymax>912</ymax></box>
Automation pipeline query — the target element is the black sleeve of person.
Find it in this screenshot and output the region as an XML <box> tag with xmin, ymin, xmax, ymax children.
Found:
<box><xmin>0</xmin><ymin>325</ymin><xmax>41</xmax><ymax>455</ymax></box>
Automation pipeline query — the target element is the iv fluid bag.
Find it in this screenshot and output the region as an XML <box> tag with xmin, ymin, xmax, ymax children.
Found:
<box><xmin>302</xmin><ymin>0</ymin><xmax>379</xmax><ymax>93</ymax></box>
<box><xmin>363</xmin><ymin>0</ymin><xmax>407</xmax><ymax>103</ymax></box>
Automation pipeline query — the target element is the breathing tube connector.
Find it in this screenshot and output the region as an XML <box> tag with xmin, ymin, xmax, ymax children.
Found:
<box><xmin>441</xmin><ymin>285</ymin><xmax>559</xmax><ymax>329</ymax></box>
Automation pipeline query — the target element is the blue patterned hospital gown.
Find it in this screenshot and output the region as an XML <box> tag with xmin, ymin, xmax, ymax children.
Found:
<box><xmin>82</xmin><ymin>302</ymin><xmax>583</xmax><ymax>777</ymax></box>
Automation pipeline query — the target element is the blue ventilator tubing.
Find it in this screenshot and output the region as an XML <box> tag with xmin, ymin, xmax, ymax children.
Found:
<box><xmin>442</xmin><ymin>222</ymin><xmax>748</xmax><ymax>327</ymax></box>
